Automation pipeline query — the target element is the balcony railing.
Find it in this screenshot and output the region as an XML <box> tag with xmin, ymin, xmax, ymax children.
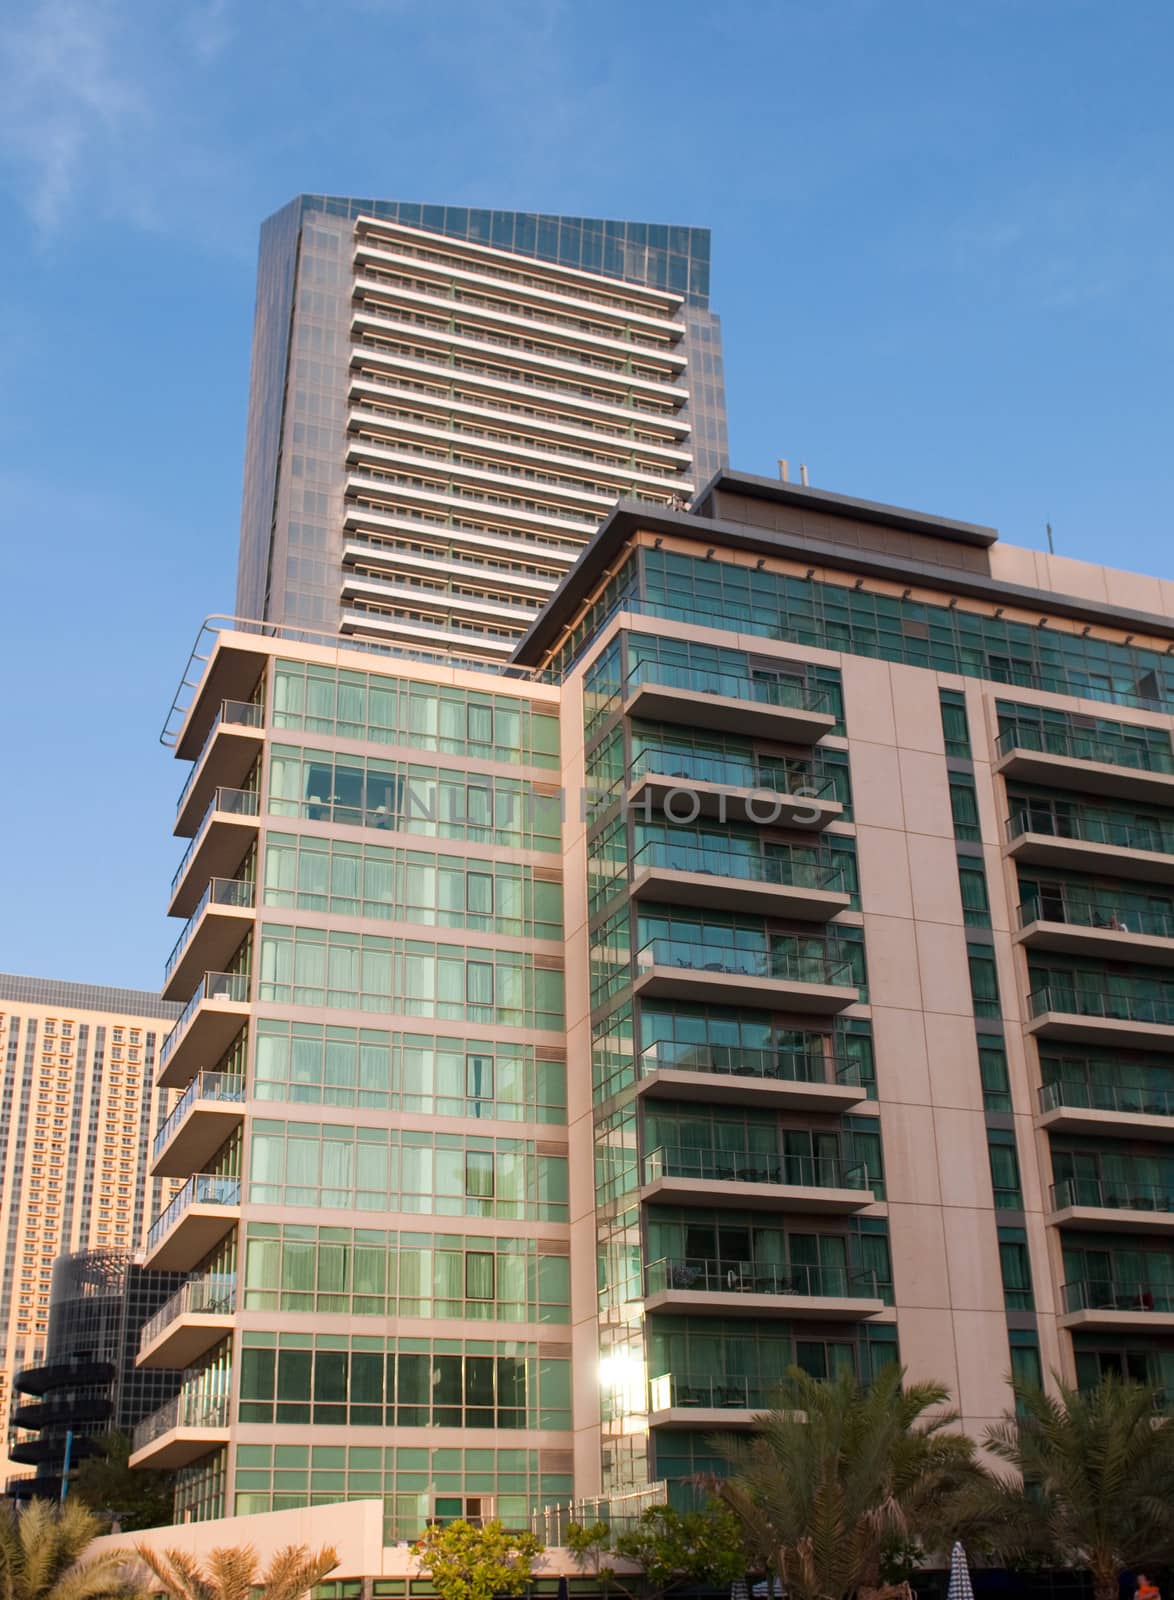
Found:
<box><xmin>146</xmin><ymin>1174</ymin><xmax>240</xmax><ymax>1255</ymax></box>
<box><xmin>1050</xmin><ymin>1177</ymin><xmax>1174</xmax><ymax>1213</ymax></box>
<box><xmin>164</xmin><ymin>880</ymin><xmax>256</xmax><ymax>981</ymax></box>
<box><xmin>139</xmin><ymin>1274</ymin><xmax>237</xmax><ymax>1350</ymax></box>
<box><xmin>176</xmin><ymin>700</ymin><xmax>263</xmax><ymax>812</ymax></box>
<box><xmin>646</xmin><ymin>1256</ymin><xmax>880</xmax><ymax>1299</ymax></box>
<box><xmin>152</xmin><ymin>1074</ymin><xmax>246</xmax><ymax>1162</ymax></box>
<box><xmin>1020</xmin><ymin>890</ymin><xmax>1174</xmax><ymax>940</ymax></box>
<box><xmin>631</xmin><ymin>839</ymin><xmax>847</xmax><ymax>893</ymax></box>
<box><xmin>996</xmin><ymin>723</ymin><xmax>1174</xmax><ymax>775</ymax></box>
<box><xmin>626</xmin><ymin>660</ymin><xmax>832</xmax><ymax>717</ymax></box>
<box><xmin>132</xmin><ymin>1389</ymin><xmax>230</xmax><ymax>1452</ymax></box>
<box><xmin>629</xmin><ymin>746</ymin><xmax>840</xmax><ymax>802</ymax></box>
<box><xmin>1029</xmin><ymin>985</ymin><xmax>1174</xmax><ymax>1027</ymax></box>
<box><xmin>1006</xmin><ymin>808</ymin><xmax>1174</xmax><ymax>856</ymax></box>
<box><xmin>1062</xmin><ymin>1277</ymin><xmax>1174</xmax><ymax>1314</ymax></box>
<box><xmin>638</xmin><ymin>1042</ymin><xmax>869</xmax><ymax>1089</ymax></box>
<box><xmin>1039</xmin><ymin>1080</ymin><xmax>1174</xmax><ymax>1119</ymax></box>
<box><xmin>354</xmin><ymin>338</ymin><xmax>678</xmax><ymax>420</ymax></box>
<box><xmin>635</xmin><ymin>936</ymin><xmax>853</xmax><ymax>989</ymax></box>
<box><xmin>643</xmin><ymin>1145</ymin><xmax>870</xmax><ymax>1192</ymax></box>
<box><xmin>648</xmin><ymin>1372</ymin><xmax>775</xmax><ymax>1412</ymax></box>
<box><xmin>170</xmin><ymin>787</ymin><xmax>260</xmax><ymax>897</ymax></box>
<box><xmin>350</xmin><ymin>406</ymin><xmax>686</xmax><ymax>483</ymax></box>
<box><xmin>160</xmin><ymin>972</ymin><xmax>250</xmax><ymax>1067</ymax></box>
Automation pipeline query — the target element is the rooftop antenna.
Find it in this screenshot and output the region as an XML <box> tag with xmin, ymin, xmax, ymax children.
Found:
<box><xmin>777</xmin><ymin>459</ymin><xmax>789</xmax><ymax>483</ymax></box>
<box><xmin>1046</xmin><ymin>521</ymin><xmax>1054</xmax><ymax>555</ymax></box>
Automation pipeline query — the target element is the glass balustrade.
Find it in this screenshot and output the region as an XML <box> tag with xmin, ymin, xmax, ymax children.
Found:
<box><xmin>1030</xmin><ymin>986</ymin><xmax>1174</xmax><ymax>1027</ymax></box>
<box><xmin>1050</xmin><ymin>1177</ymin><xmax>1174</xmax><ymax>1213</ymax></box>
<box><xmin>139</xmin><ymin>1274</ymin><xmax>237</xmax><ymax>1350</ymax></box>
<box><xmin>635</xmin><ymin>936</ymin><xmax>851</xmax><ymax>988</ymax></box>
<box><xmin>160</xmin><ymin>972</ymin><xmax>250</xmax><ymax>1066</ymax></box>
<box><xmin>146</xmin><ymin>1174</ymin><xmax>241</xmax><ymax>1254</ymax></box>
<box><xmin>170</xmin><ymin>788</ymin><xmax>260</xmax><ymax>897</ymax></box>
<box><xmin>164</xmin><ymin>880</ymin><xmax>255</xmax><ymax>980</ymax></box>
<box><xmin>152</xmin><ymin>1075</ymin><xmax>246</xmax><ymax>1162</ymax></box>
<box><xmin>1039</xmin><ymin>1080</ymin><xmax>1174</xmax><ymax>1118</ymax></box>
<box><xmin>646</xmin><ymin>1255</ymin><xmax>878</xmax><ymax>1298</ymax></box>
<box><xmin>631</xmin><ymin>838</ymin><xmax>845</xmax><ymax>892</ymax></box>
<box><xmin>176</xmin><ymin>701</ymin><xmax>263</xmax><ymax>812</ymax></box>
<box><xmin>998</xmin><ymin>723</ymin><xmax>1174</xmax><ymax>774</ymax></box>
<box><xmin>643</xmin><ymin>1145</ymin><xmax>868</xmax><ymax>1191</ymax></box>
<box><xmin>1062</xmin><ymin>1278</ymin><xmax>1174</xmax><ymax>1314</ymax></box>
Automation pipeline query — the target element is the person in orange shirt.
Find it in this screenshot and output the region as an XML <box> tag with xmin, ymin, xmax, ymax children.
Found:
<box><xmin>1135</xmin><ymin>1574</ymin><xmax>1161</xmax><ymax>1600</ymax></box>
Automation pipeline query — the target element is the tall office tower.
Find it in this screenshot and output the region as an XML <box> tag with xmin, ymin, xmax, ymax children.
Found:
<box><xmin>235</xmin><ymin>197</ymin><xmax>726</xmax><ymax>660</ymax></box>
<box><xmin>138</xmin><ymin>471</ymin><xmax>1174</xmax><ymax>1539</ymax></box>
<box><xmin>8</xmin><ymin>1250</ymin><xmax>184</xmax><ymax>1503</ymax></box>
<box><xmin>0</xmin><ymin>975</ymin><xmax>180</xmax><ymax>1491</ymax></box>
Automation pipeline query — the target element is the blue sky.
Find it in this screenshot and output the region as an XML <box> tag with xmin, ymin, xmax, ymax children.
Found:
<box><xmin>0</xmin><ymin>0</ymin><xmax>1171</xmax><ymax>988</ymax></box>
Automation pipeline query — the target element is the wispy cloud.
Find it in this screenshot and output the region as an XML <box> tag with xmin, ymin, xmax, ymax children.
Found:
<box><xmin>0</xmin><ymin>0</ymin><xmax>152</xmax><ymax>233</ymax></box>
<box><xmin>183</xmin><ymin>0</ymin><xmax>236</xmax><ymax>63</ymax></box>
<box><xmin>949</xmin><ymin>167</ymin><xmax>1161</xmax><ymax>313</ymax></box>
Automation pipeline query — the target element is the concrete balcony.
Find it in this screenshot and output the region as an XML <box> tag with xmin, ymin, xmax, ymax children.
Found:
<box><xmin>346</xmin><ymin>409</ymin><xmax>691</xmax><ymax>498</ymax></box>
<box><xmin>647</xmin><ymin>1373</ymin><xmax>768</xmax><ymax>1430</ymax></box>
<box><xmin>1037</xmin><ymin>1079</ymin><xmax>1174</xmax><ymax>1141</ymax></box>
<box><xmin>640</xmin><ymin>1146</ymin><xmax>875</xmax><ymax>1214</ymax></box>
<box><xmin>163</xmin><ymin>879</ymin><xmax>255</xmax><ymax>1002</ymax></box>
<box><xmin>622</xmin><ymin>665</ymin><xmax>836</xmax><ymax>745</ymax></box>
<box><xmin>1027</xmin><ymin>986</ymin><xmax>1174</xmax><ymax>1052</ymax></box>
<box><xmin>347</xmin><ymin>374</ymin><xmax>692</xmax><ymax>465</ymax></box>
<box><xmin>1047</xmin><ymin>1177</ymin><xmax>1174</xmax><ymax>1236</ymax></box>
<box><xmin>1005</xmin><ymin>810</ymin><xmax>1174</xmax><ymax>886</ymax></box>
<box><xmin>346</xmin><ymin>472</ymin><xmax>595</xmax><ymax>540</ymax></box>
<box><xmin>633</xmin><ymin>937</ymin><xmax>858</xmax><ymax>1013</ymax></box>
<box><xmin>634</xmin><ymin>1045</ymin><xmax>869</xmax><ymax>1113</ymax></box>
<box><xmin>129</xmin><ymin>1391</ymin><xmax>231</xmax><ymax>1470</ymax></box>
<box><xmin>168</xmin><ymin>788</ymin><xmax>260</xmax><ymax>918</ymax></box>
<box><xmin>352</xmin><ymin>226</ymin><xmax>684</xmax><ymax>325</ymax></box>
<box><xmin>995</xmin><ymin>727</ymin><xmax>1174</xmax><ymax>805</ymax></box>
<box><xmin>1058</xmin><ymin>1278</ymin><xmax>1174</xmax><ymax>1332</ymax></box>
<box><xmin>143</xmin><ymin>1173</ymin><xmax>240</xmax><ymax>1271</ymax></box>
<box><xmin>1016</xmin><ymin>894</ymin><xmax>1174</xmax><ymax>967</ymax></box>
<box><xmin>344</xmin><ymin>437</ymin><xmax>619</xmax><ymax>517</ymax></box>
<box><xmin>629</xmin><ymin>840</ymin><xmax>852</xmax><ymax>921</ymax></box>
<box><xmin>626</xmin><ymin>768</ymin><xmax>843</xmax><ymax>831</ymax></box>
<box><xmin>643</xmin><ymin>1257</ymin><xmax>887</xmax><ymax>1319</ymax></box>
<box><xmin>349</xmin><ymin>345</ymin><xmax>691</xmax><ymax>441</ymax></box>
<box><xmin>151</xmin><ymin>1072</ymin><xmax>246</xmax><ymax>1177</ymax></box>
<box><xmin>350</xmin><ymin>309</ymin><xmax>689</xmax><ymax>404</ymax></box>
<box><xmin>175</xmin><ymin>700</ymin><xmax>264</xmax><ymax>837</ymax></box>
<box><xmin>137</xmin><ymin>1274</ymin><xmax>236</xmax><ymax>1370</ymax></box>
<box><xmin>351</xmin><ymin>274</ymin><xmax>688</xmax><ymax>374</ymax></box>
<box><xmin>157</xmin><ymin>971</ymin><xmax>250</xmax><ymax>1091</ymax></box>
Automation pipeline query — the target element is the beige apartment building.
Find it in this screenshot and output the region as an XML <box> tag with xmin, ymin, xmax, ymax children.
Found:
<box><xmin>133</xmin><ymin>469</ymin><xmax>1174</xmax><ymax>1540</ymax></box>
<box><xmin>0</xmin><ymin>974</ymin><xmax>180</xmax><ymax>1488</ymax></box>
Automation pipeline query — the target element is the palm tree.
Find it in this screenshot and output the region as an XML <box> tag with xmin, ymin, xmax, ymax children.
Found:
<box><xmin>709</xmin><ymin>1364</ymin><xmax>983</xmax><ymax>1600</ymax></box>
<box><xmin>0</xmin><ymin>1499</ymin><xmax>142</xmax><ymax>1600</ymax></box>
<box><xmin>974</xmin><ymin>1373</ymin><xmax>1174</xmax><ymax>1600</ymax></box>
<box><xmin>132</xmin><ymin>1543</ymin><xmax>339</xmax><ymax>1600</ymax></box>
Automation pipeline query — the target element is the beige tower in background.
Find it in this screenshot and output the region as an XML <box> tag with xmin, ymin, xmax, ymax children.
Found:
<box><xmin>0</xmin><ymin>974</ymin><xmax>179</xmax><ymax>1486</ymax></box>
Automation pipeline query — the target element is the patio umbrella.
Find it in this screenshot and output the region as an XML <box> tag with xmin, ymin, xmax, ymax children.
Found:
<box><xmin>947</xmin><ymin>1541</ymin><xmax>975</xmax><ymax>1600</ymax></box>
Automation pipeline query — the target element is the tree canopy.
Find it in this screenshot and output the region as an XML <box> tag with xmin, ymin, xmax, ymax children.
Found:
<box><xmin>0</xmin><ymin>1500</ymin><xmax>143</xmax><ymax>1600</ymax></box>
<box><xmin>413</xmin><ymin>1520</ymin><xmax>543</xmax><ymax>1600</ymax></box>
<box><xmin>132</xmin><ymin>1542</ymin><xmax>339</xmax><ymax>1600</ymax></box>
<box><xmin>711</xmin><ymin>1363</ymin><xmax>983</xmax><ymax>1600</ymax></box>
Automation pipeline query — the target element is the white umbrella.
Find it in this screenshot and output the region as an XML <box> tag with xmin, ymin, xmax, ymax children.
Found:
<box><xmin>947</xmin><ymin>1541</ymin><xmax>975</xmax><ymax>1600</ymax></box>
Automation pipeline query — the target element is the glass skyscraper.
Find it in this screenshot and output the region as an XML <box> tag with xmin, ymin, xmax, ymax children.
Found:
<box><xmin>235</xmin><ymin>196</ymin><xmax>727</xmax><ymax>660</ymax></box>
